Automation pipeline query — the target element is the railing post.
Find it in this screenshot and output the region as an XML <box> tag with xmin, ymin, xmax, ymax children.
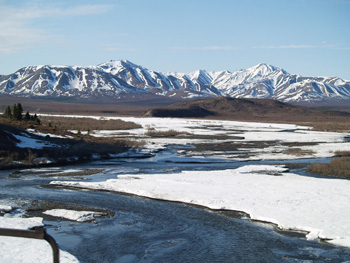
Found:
<box><xmin>0</xmin><ymin>226</ymin><xmax>60</xmax><ymax>263</ymax></box>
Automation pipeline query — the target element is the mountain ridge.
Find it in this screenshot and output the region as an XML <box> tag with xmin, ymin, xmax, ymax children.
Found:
<box><xmin>0</xmin><ymin>60</ymin><xmax>349</xmax><ymax>105</ymax></box>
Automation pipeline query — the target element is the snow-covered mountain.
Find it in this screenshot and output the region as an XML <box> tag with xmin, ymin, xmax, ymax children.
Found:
<box><xmin>0</xmin><ymin>59</ymin><xmax>349</xmax><ymax>104</ymax></box>
<box><xmin>0</xmin><ymin>64</ymin><xmax>148</xmax><ymax>99</ymax></box>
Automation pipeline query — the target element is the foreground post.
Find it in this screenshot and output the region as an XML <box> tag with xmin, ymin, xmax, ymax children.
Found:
<box><xmin>0</xmin><ymin>226</ymin><xmax>59</xmax><ymax>263</ymax></box>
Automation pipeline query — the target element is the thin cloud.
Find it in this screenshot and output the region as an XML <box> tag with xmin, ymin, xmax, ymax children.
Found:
<box><xmin>0</xmin><ymin>2</ymin><xmax>113</xmax><ymax>55</ymax></box>
<box><xmin>21</xmin><ymin>4</ymin><xmax>112</xmax><ymax>18</ymax></box>
<box><xmin>7</xmin><ymin>3</ymin><xmax>112</xmax><ymax>19</ymax></box>
<box><xmin>257</xmin><ymin>44</ymin><xmax>345</xmax><ymax>49</ymax></box>
<box><xmin>169</xmin><ymin>46</ymin><xmax>234</xmax><ymax>51</ymax></box>
<box><xmin>0</xmin><ymin>19</ymin><xmax>49</xmax><ymax>55</ymax></box>
<box><xmin>261</xmin><ymin>45</ymin><xmax>316</xmax><ymax>49</ymax></box>
<box><xmin>201</xmin><ymin>46</ymin><xmax>233</xmax><ymax>50</ymax></box>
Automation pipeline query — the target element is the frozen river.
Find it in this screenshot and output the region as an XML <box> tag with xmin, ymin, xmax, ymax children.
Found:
<box><xmin>1</xmin><ymin>116</ymin><xmax>350</xmax><ymax>262</ymax></box>
<box><xmin>1</xmin><ymin>154</ymin><xmax>350</xmax><ymax>262</ymax></box>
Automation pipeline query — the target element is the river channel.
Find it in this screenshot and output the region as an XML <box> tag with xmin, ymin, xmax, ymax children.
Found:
<box><xmin>1</xmin><ymin>143</ymin><xmax>350</xmax><ymax>263</ymax></box>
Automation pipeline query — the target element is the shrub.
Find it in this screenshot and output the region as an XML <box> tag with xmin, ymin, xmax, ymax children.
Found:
<box><xmin>307</xmin><ymin>157</ymin><xmax>350</xmax><ymax>179</ymax></box>
<box><xmin>24</xmin><ymin>111</ymin><xmax>31</xmax><ymax>121</ymax></box>
<box><xmin>24</xmin><ymin>149</ymin><xmax>37</xmax><ymax>164</ymax></box>
<box><xmin>308</xmin><ymin>122</ymin><xmax>350</xmax><ymax>133</ymax></box>
<box><xmin>145</xmin><ymin>129</ymin><xmax>188</xmax><ymax>137</ymax></box>
<box><xmin>284</xmin><ymin>148</ymin><xmax>315</xmax><ymax>156</ymax></box>
<box><xmin>334</xmin><ymin>151</ymin><xmax>350</xmax><ymax>157</ymax></box>
<box><xmin>38</xmin><ymin>116</ymin><xmax>141</xmax><ymax>134</ymax></box>
<box><xmin>4</xmin><ymin>106</ymin><xmax>11</xmax><ymax>118</ymax></box>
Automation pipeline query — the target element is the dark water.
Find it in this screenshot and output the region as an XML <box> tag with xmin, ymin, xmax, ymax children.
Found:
<box><xmin>1</xmin><ymin>150</ymin><xmax>350</xmax><ymax>263</ymax></box>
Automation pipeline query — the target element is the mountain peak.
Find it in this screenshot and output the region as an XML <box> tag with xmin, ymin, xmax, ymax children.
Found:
<box><xmin>99</xmin><ymin>59</ymin><xmax>143</xmax><ymax>69</ymax></box>
<box><xmin>188</xmin><ymin>69</ymin><xmax>213</xmax><ymax>84</ymax></box>
<box><xmin>243</xmin><ymin>63</ymin><xmax>285</xmax><ymax>78</ymax></box>
<box><xmin>252</xmin><ymin>62</ymin><xmax>277</xmax><ymax>71</ymax></box>
<box><xmin>119</xmin><ymin>59</ymin><xmax>142</xmax><ymax>68</ymax></box>
<box><xmin>97</xmin><ymin>59</ymin><xmax>145</xmax><ymax>75</ymax></box>
<box><xmin>190</xmin><ymin>69</ymin><xmax>208</xmax><ymax>76</ymax></box>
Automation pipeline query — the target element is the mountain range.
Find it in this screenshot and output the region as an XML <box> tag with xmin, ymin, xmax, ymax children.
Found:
<box><xmin>0</xmin><ymin>59</ymin><xmax>349</xmax><ymax>105</ymax></box>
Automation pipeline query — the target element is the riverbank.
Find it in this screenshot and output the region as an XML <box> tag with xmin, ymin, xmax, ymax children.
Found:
<box><xmin>0</xmin><ymin>116</ymin><xmax>144</xmax><ymax>170</ymax></box>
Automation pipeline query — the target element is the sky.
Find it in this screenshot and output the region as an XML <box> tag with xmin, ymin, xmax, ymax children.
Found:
<box><xmin>0</xmin><ymin>0</ymin><xmax>349</xmax><ymax>79</ymax></box>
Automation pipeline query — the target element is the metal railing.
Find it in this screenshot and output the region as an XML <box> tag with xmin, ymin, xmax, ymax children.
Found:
<box><xmin>0</xmin><ymin>226</ymin><xmax>59</xmax><ymax>263</ymax></box>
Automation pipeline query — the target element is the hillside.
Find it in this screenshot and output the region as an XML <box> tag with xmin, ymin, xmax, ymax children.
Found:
<box><xmin>144</xmin><ymin>97</ymin><xmax>350</xmax><ymax>123</ymax></box>
<box><xmin>0</xmin><ymin>116</ymin><xmax>138</xmax><ymax>169</ymax></box>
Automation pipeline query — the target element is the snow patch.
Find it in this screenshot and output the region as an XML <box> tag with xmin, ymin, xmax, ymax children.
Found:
<box><xmin>43</xmin><ymin>209</ymin><xmax>107</xmax><ymax>222</ymax></box>
<box><xmin>11</xmin><ymin>132</ymin><xmax>57</xmax><ymax>149</ymax></box>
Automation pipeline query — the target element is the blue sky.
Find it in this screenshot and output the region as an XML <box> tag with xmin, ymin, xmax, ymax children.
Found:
<box><xmin>0</xmin><ymin>0</ymin><xmax>349</xmax><ymax>79</ymax></box>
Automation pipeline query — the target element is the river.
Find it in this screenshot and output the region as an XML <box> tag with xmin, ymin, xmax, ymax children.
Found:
<box><xmin>1</xmin><ymin>146</ymin><xmax>350</xmax><ymax>263</ymax></box>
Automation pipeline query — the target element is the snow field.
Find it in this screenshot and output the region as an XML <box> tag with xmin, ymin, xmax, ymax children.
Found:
<box><xmin>109</xmin><ymin>116</ymin><xmax>348</xmax><ymax>160</ymax></box>
<box><xmin>37</xmin><ymin>114</ymin><xmax>349</xmax><ymax>160</ymax></box>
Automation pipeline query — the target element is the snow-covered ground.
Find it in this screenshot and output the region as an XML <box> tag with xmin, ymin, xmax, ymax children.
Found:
<box><xmin>26</xmin><ymin>128</ymin><xmax>69</xmax><ymax>139</ymax></box>
<box><xmin>37</xmin><ymin>114</ymin><xmax>350</xmax><ymax>160</ymax></box>
<box><xmin>10</xmin><ymin>132</ymin><xmax>58</xmax><ymax>149</ymax></box>
<box><xmin>0</xmin><ymin>217</ymin><xmax>79</xmax><ymax>262</ymax></box>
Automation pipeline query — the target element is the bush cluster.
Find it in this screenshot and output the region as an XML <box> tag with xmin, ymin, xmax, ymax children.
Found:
<box><xmin>39</xmin><ymin>116</ymin><xmax>141</xmax><ymax>133</ymax></box>
<box><xmin>307</xmin><ymin>157</ymin><xmax>350</xmax><ymax>179</ymax></box>
<box><xmin>145</xmin><ymin>129</ymin><xmax>188</xmax><ymax>137</ymax></box>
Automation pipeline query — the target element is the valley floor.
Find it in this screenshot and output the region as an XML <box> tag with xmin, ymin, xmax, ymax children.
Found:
<box><xmin>1</xmin><ymin>115</ymin><xmax>350</xmax><ymax>262</ymax></box>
